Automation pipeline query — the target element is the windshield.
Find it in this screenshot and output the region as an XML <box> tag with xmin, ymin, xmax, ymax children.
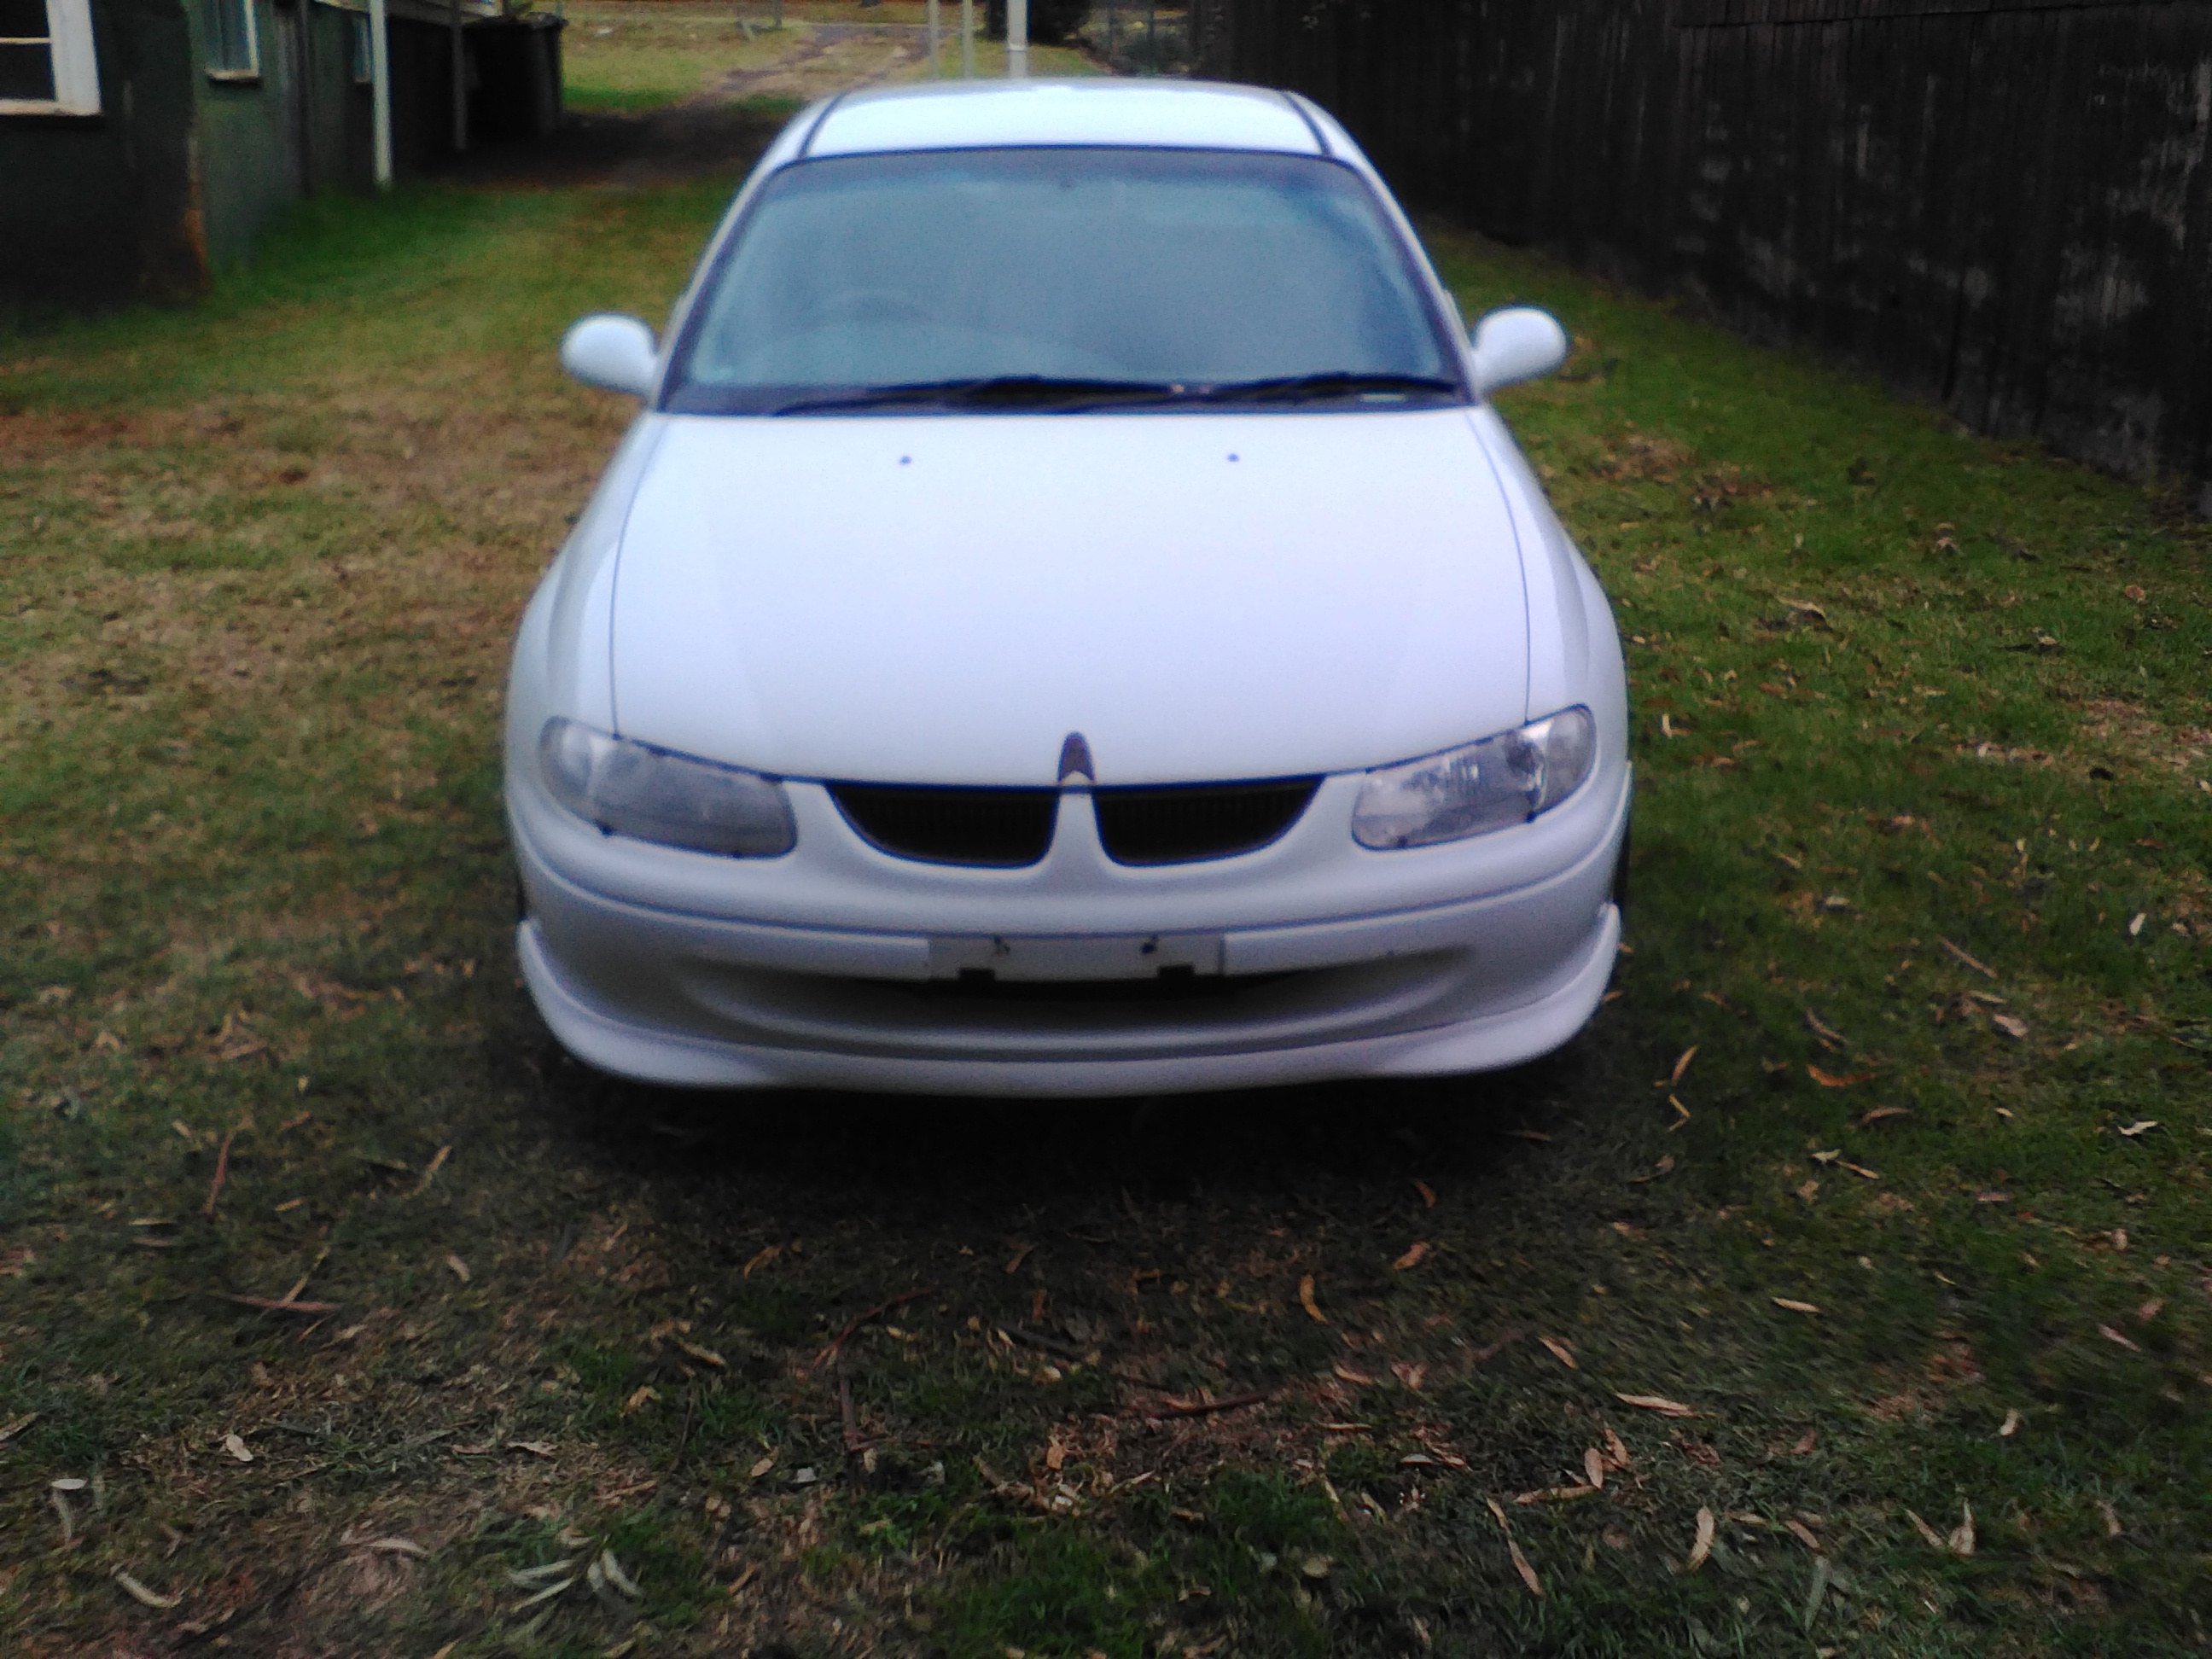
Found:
<box><xmin>663</xmin><ymin>146</ymin><xmax>1461</xmax><ymax>415</ymax></box>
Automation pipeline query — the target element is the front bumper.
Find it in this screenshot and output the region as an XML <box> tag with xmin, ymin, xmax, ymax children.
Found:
<box><xmin>509</xmin><ymin>766</ymin><xmax>1630</xmax><ymax>1096</ymax></box>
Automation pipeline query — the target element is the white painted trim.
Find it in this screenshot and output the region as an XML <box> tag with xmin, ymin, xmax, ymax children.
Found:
<box><xmin>202</xmin><ymin>0</ymin><xmax>261</xmax><ymax>79</ymax></box>
<box><xmin>0</xmin><ymin>0</ymin><xmax>102</xmax><ymax>117</ymax></box>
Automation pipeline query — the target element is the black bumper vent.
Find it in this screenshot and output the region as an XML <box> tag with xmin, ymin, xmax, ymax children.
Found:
<box><xmin>1093</xmin><ymin>777</ymin><xmax>1320</xmax><ymax>865</ymax></box>
<box><xmin>830</xmin><ymin>783</ymin><xmax>1058</xmax><ymax>868</ymax></box>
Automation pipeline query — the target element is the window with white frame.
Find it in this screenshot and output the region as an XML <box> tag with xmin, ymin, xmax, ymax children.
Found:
<box><xmin>203</xmin><ymin>0</ymin><xmax>259</xmax><ymax>78</ymax></box>
<box><xmin>0</xmin><ymin>0</ymin><xmax>102</xmax><ymax>115</ymax></box>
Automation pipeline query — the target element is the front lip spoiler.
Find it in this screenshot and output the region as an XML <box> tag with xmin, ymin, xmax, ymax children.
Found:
<box><xmin>514</xmin><ymin>902</ymin><xmax>1621</xmax><ymax>1097</ymax></box>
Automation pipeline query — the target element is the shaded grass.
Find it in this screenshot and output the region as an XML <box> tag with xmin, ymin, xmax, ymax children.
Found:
<box><xmin>0</xmin><ymin>152</ymin><xmax>2207</xmax><ymax>1657</ymax></box>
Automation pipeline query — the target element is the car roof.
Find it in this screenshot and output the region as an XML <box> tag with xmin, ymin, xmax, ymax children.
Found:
<box><xmin>804</xmin><ymin>79</ymin><xmax>1330</xmax><ymax>160</ymax></box>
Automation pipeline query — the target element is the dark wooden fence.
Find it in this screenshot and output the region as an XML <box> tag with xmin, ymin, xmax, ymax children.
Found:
<box><xmin>1192</xmin><ymin>0</ymin><xmax>2212</xmax><ymax>497</ymax></box>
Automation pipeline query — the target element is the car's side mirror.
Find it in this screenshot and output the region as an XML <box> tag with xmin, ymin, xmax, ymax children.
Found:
<box><xmin>1470</xmin><ymin>306</ymin><xmax>1569</xmax><ymax>396</ymax></box>
<box><xmin>562</xmin><ymin>313</ymin><xmax>659</xmax><ymax>398</ymax></box>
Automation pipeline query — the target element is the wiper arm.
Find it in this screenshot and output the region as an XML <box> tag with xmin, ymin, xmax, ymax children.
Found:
<box><xmin>770</xmin><ymin>376</ymin><xmax>1189</xmax><ymax>415</ymax></box>
<box><xmin>1192</xmin><ymin>372</ymin><xmax>1462</xmax><ymax>404</ymax></box>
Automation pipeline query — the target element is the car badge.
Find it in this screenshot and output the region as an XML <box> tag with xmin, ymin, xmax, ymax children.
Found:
<box><xmin>1057</xmin><ymin>731</ymin><xmax>1095</xmax><ymax>783</ymax></box>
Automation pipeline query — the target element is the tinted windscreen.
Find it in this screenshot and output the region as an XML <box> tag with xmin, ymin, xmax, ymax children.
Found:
<box><xmin>665</xmin><ymin>147</ymin><xmax>1457</xmax><ymax>413</ymax></box>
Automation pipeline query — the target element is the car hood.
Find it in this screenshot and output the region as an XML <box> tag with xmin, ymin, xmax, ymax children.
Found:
<box><xmin>608</xmin><ymin>409</ymin><xmax>1528</xmax><ymax>786</ymax></box>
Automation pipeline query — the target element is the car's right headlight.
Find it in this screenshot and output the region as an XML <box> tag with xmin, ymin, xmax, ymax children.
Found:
<box><xmin>1351</xmin><ymin>707</ymin><xmax>1597</xmax><ymax>849</ymax></box>
<box><xmin>538</xmin><ymin>717</ymin><xmax>795</xmax><ymax>857</ymax></box>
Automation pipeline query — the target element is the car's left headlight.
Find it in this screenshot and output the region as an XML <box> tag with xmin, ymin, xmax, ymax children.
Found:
<box><xmin>538</xmin><ymin>717</ymin><xmax>795</xmax><ymax>857</ymax></box>
<box><xmin>1352</xmin><ymin>707</ymin><xmax>1597</xmax><ymax>849</ymax></box>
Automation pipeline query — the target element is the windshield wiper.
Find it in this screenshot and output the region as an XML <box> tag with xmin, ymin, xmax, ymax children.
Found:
<box><xmin>768</xmin><ymin>376</ymin><xmax>1189</xmax><ymax>416</ymax></box>
<box><xmin>1190</xmin><ymin>372</ymin><xmax>1462</xmax><ymax>405</ymax></box>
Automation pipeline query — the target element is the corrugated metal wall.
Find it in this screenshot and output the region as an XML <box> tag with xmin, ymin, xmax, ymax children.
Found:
<box><xmin>1196</xmin><ymin>0</ymin><xmax>2212</xmax><ymax>493</ymax></box>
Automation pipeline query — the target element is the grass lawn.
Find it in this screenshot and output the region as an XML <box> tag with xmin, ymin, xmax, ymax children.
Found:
<box><xmin>1</xmin><ymin>143</ymin><xmax>2209</xmax><ymax>1656</ymax></box>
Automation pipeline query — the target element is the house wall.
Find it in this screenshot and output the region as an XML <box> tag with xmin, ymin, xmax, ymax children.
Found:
<box><xmin>191</xmin><ymin>0</ymin><xmax>300</xmax><ymax>271</ymax></box>
<box><xmin>0</xmin><ymin>0</ymin><xmax>200</xmax><ymax>309</ymax></box>
<box><xmin>3</xmin><ymin>1</ymin><xmax>561</xmax><ymax>311</ymax></box>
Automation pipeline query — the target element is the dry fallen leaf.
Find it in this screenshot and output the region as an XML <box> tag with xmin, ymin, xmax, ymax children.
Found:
<box><xmin>1298</xmin><ymin>1275</ymin><xmax>1327</xmax><ymax>1324</ymax></box>
<box><xmin>1044</xmin><ymin>1437</ymin><xmax>1066</xmax><ymax>1472</ymax></box>
<box><xmin>1615</xmin><ymin>1393</ymin><xmax>1696</xmax><ymax>1417</ymax></box>
<box><xmin>365</xmin><ymin>1535</ymin><xmax>429</xmax><ymax>1557</ymax></box>
<box><xmin>1583</xmin><ymin>1447</ymin><xmax>1605</xmax><ymax>1490</ymax></box>
<box><xmin>1773</xmin><ymin>1297</ymin><xmax>1821</xmax><ymax>1315</ymax></box>
<box><xmin>675</xmin><ymin>1338</ymin><xmax>726</xmax><ymax>1370</ymax></box>
<box><xmin>1997</xmin><ymin>1408</ymin><xmax>2020</xmax><ymax>1438</ymax></box>
<box><xmin>1394</xmin><ymin>1241</ymin><xmax>1430</xmax><ymax>1272</ymax></box>
<box><xmin>741</xmin><ymin>1243</ymin><xmax>781</xmax><ymax>1277</ymax></box>
<box><xmin>1004</xmin><ymin>1243</ymin><xmax>1033</xmax><ymax>1275</ymax></box>
<box><xmin>2118</xmin><ymin>1120</ymin><xmax>2159</xmax><ymax>1138</ymax></box>
<box><xmin>748</xmin><ymin>1454</ymin><xmax>776</xmax><ymax>1478</ymax></box>
<box><xmin>1413</xmin><ymin>1179</ymin><xmax>1437</xmax><ymax>1208</ymax></box>
<box><xmin>1391</xmin><ymin>1361</ymin><xmax>1429</xmax><ymax>1393</ymax></box>
<box><xmin>1787</xmin><ymin>1517</ymin><xmax>1824</xmax><ymax>1552</ymax></box>
<box><xmin>223</xmin><ymin>1432</ymin><xmax>253</xmax><ymax>1464</ymax></box>
<box><xmin>1686</xmin><ymin>1506</ymin><xmax>1715</xmax><ymax>1572</ymax></box>
<box><xmin>1484</xmin><ymin>1501</ymin><xmax>1540</xmax><ymax>1596</ymax></box>
<box><xmin>505</xmin><ymin>1440</ymin><xmax>556</xmax><ymax>1458</ymax></box>
<box><xmin>510</xmin><ymin>1574</ymin><xmax>575</xmax><ymax>1611</ymax></box>
<box><xmin>1936</xmin><ymin>936</ymin><xmax>1999</xmax><ymax>980</ymax></box>
<box><xmin>1539</xmin><ymin>1336</ymin><xmax>1578</xmax><ymax>1371</ymax></box>
<box><xmin>1990</xmin><ymin>1014</ymin><xmax>2029</xmax><ymax>1039</ymax></box>
<box><xmin>1860</xmin><ymin>1106</ymin><xmax>1911</xmax><ymax>1126</ymax></box>
<box><xmin>1670</xmin><ymin>1045</ymin><xmax>1698</xmax><ymax>1085</ymax></box>
<box><xmin>2128</xmin><ymin>912</ymin><xmax>2146</xmax><ymax>937</ymax></box>
<box><xmin>1906</xmin><ymin>1509</ymin><xmax>1947</xmax><ymax>1551</ymax></box>
<box><xmin>624</xmin><ymin>1385</ymin><xmax>661</xmax><ymax>1412</ymax></box>
<box><xmin>1506</xmin><ymin>1537</ymin><xmax>1544</xmax><ymax>1598</ymax></box>
<box><xmin>1807</xmin><ymin>1065</ymin><xmax>1874</xmax><ymax>1088</ymax></box>
<box><xmin>2098</xmin><ymin>1499</ymin><xmax>2121</xmax><ymax>1538</ymax></box>
<box><xmin>2137</xmin><ymin>1298</ymin><xmax>2164</xmax><ymax>1323</ymax></box>
<box><xmin>1516</xmin><ymin>1485</ymin><xmax>1598</xmax><ymax>1505</ymax></box>
<box><xmin>1791</xmin><ymin>1429</ymin><xmax>1817</xmax><ymax>1455</ymax></box>
<box><xmin>2098</xmin><ymin>1324</ymin><xmax>2141</xmax><ymax>1353</ymax></box>
<box><xmin>1331</xmin><ymin>1362</ymin><xmax>1377</xmax><ymax>1387</ymax></box>
<box><xmin>1604</xmin><ymin>1425</ymin><xmax>1632</xmax><ymax>1467</ymax></box>
<box><xmin>444</xmin><ymin>1254</ymin><xmax>469</xmax><ymax>1283</ymax></box>
<box><xmin>113</xmin><ymin>1570</ymin><xmax>181</xmax><ymax>1609</ymax></box>
<box><xmin>1948</xmin><ymin>1501</ymin><xmax>1976</xmax><ymax>1557</ymax></box>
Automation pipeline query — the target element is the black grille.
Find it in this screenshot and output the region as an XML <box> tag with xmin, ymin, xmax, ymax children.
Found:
<box><xmin>1093</xmin><ymin>777</ymin><xmax>1320</xmax><ymax>865</ymax></box>
<box><xmin>830</xmin><ymin>783</ymin><xmax>1058</xmax><ymax>867</ymax></box>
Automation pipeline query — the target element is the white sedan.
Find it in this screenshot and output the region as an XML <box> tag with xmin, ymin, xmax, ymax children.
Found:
<box><xmin>505</xmin><ymin>79</ymin><xmax>1630</xmax><ymax>1097</ymax></box>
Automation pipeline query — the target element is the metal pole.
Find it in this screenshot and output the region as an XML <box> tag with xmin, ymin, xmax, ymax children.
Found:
<box><xmin>959</xmin><ymin>0</ymin><xmax>973</xmax><ymax>77</ymax></box>
<box><xmin>927</xmin><ymin>0</ymin><xmax>939</xmax><ymax>74</ymax></box>
<box><xmin>450</xmin><ymin>0</ymin><xmax>468</xmax><ymax>154</ymax></box>
<box><xmin>1006</xmin><ymin>0</ymin><xmax>1026</xmax><ymax>77</ymax></box>
<box><xmin>370</xmin><ymin>0</ymin><xmax>392</xmax><ymax>189</ymax></box>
